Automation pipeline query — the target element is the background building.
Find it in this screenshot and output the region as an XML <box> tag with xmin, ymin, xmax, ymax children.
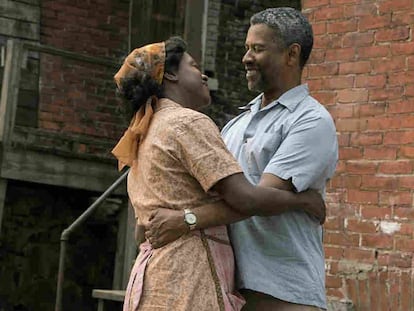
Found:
<box><xmin>0</xmin><ymin>0</ymin><xmax>412</xmax><ymax>310</ymax></box>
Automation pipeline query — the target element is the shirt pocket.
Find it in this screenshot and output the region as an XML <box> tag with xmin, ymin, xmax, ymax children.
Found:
<box><xmin>245</xmin><ymin>132</ymin><xmax>283</xmax><ymax>175</ymax></box>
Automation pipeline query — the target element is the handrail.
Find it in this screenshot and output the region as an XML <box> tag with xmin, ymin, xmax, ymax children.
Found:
<box><xmin>55</xmin><ymin>168</ymin><xmax>129</xmax><ymax>311</ymax></box>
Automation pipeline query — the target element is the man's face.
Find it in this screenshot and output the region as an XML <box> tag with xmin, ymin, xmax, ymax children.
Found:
<box><xmin>242</xmin><ymin>24</ymin><xmax>286</xmax><ymax>93</ymax></box>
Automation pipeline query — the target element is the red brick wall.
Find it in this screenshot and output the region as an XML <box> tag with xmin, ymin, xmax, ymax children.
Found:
<box><xmin>303</xmin><ymin>0</ymin><xmax>414</xmax><ymax>309</ymax></box>
<box><xmin>38</xmin><ymin>0</ymin><xmax>130</xmax><ymax>156</ymax></box>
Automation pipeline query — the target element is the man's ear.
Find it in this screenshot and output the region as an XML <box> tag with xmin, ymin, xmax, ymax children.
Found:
<box><xmin>164</xmin><ymin>71</ymin><xmax>178</xmax><ymax>82</ymax></box>
<box><xmin>287</xmin><ymin>43</ymin><xmax>301</xmax><ymax>67</ymax></box>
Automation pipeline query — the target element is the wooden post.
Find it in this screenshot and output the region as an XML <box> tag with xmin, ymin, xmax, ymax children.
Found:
<box><xmin>183</xmin><ymin>0</ymin><xmax>204</xmax><ymax>65</ymax></box>
<box><xmin>122</xmin><ymin>201</ymin><xmax>137</xmax><ymax>288</ymax></box>
<box><xmin>0</xmin><ymin>39</ymin><xmax>24</xmax><ymax>144</ymax></box>
<box><xmin>0</xmin><ymin>179</ymin><xmax>7</xmax><ymax>236</ymax></box>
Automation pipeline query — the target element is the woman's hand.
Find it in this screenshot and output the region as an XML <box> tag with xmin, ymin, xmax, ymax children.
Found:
<box><xmin>145</xmin><ymin>208</ymin><xmax>189</xmax><ymax>248</ymax></box>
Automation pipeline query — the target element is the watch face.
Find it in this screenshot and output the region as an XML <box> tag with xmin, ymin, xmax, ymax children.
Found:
<box><xmin>185</xmin><ymin>213</ymin><xmax>197</xmax><ymax>225</ymax></box>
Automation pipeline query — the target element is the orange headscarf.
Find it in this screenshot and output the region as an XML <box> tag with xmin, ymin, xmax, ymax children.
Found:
<box><xmin>111</xmin><ymin>42</ymin><xmax>166</xmax><ymax>171</ymax></box>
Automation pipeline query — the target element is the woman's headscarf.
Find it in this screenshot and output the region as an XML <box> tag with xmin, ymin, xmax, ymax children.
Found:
<box><xmin>111</xmin><ymin>42</ymin><xmax>166</xmax><ymax>171</ymax></box>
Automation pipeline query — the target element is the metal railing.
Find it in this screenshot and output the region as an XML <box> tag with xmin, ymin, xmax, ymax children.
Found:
<box><xmin>55</xmin><ymin>168</ymin><xmax>129</xmax><ymax>311</ymax></box>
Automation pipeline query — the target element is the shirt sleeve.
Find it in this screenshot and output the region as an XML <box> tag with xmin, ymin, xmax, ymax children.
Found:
<box><xmin>263</xmin><ymin>114</ymin><xmax>338</xmax><ymax>192</ymax></box>
<box><xmin>175</xmin><ymin>115</ymin><xmax>243</xmax><ymax>192</ymax></box>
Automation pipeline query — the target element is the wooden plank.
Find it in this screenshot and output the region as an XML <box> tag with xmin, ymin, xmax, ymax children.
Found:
<box><xmin>0</xmin><ymin>178</ymin><xmax>8</xmax><ymax>236</ymax></box>
<box><xmin>12</xmin><ymin>0</ymin><xmax>40</xmax><ymax>6</ymax></box>
<box><xmin>112</xmin><ymin>204</ymin><xmax>127</xmax><ymax>290</ymax></box>
<box><xmin>184</xmin><ymin>0</ymin><xmax>203</xmax><ymax>64</ymax></box>
<box><xmin>122</xmin><ymin>201</ymin><xmax>137</xmax><ymax>288</ymax></box>
<box><xmin>92</xmin><ymin>289</ymin><xmax>125</xmax><ymax>302</ymax></box>
<box><xmin>131</xmin><ymin>0</ymin><xmax>153</xmax><ymax>48</ymax></box>
<box><xmin>0</xmin><ymin>17</ymin><xmax>39</xmax><ymax>40</ymax></box>
<box><xmin>0</xmin><ymin>0</ymin><xmax>40</xmax><ymax>23</ymax></box>
<box><xmin>0</xmin><ymin>146</ymin><xmax>127</xmax><ymax>194</ymax></box>
<box><xmin>0</xmin><ymin>39</ymin><xmax>24</xmax><ymax>144</ymax></box>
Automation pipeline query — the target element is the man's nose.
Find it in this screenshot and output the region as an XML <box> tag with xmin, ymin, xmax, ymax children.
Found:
<box><xmin>242</xmin><ymin>50</ymin><xmax>252</xmax><ymax>64</ymax></box>
<box><xmin>202</xmin><ymin>74</ymin><xmax>208</xmax><ymax>82</ymax></box>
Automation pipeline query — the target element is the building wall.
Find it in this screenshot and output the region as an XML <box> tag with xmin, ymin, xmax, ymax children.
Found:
<box><xmin>303</xmin><ymin>0</ymin><xmax>414</xmax><ymax>310</ymax></box>
<box><xmin>38</xmin><ymin>0</ymin><xmax>130</xmax><ymax>158</ymax></box>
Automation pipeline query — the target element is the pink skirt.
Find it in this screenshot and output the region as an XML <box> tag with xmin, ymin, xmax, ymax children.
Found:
<box><xmin>123</xmin><ymin>226</ymin><xmax>245</xmax><ymax>311</ymax></box>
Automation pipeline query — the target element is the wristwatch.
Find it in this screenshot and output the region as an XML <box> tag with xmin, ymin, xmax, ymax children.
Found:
<box><xmin>183</xmin><ymin>209</ymin><xmax>197</xmax><ymax>231</ymax></box>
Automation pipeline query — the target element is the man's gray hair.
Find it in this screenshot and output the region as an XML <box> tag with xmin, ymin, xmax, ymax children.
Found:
<box><xmin>250</xmin><ymin>7</ymin><xmax>313</xmax><ymax>68</ymax></box>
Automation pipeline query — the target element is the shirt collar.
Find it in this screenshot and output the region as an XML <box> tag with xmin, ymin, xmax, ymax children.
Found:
<box><xmin>238</xmin><ymin>84</ymin><xmax>310</xmax><ymax>113</ymax></box>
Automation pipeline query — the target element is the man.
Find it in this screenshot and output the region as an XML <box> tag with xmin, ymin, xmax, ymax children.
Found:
<box><xmin>145</xmin><ymin>7</ymin><xmax>338</xmax><ymax>311</ymax></box>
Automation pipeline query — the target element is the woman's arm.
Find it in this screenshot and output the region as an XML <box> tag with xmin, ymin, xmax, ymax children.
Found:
<box><xmin>145</xmin><ymin>173</ymin><xmax>325</xmax><ymax>248</ymax></box>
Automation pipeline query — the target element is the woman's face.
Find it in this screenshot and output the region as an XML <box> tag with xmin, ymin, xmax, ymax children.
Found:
<box><xmin>176</xmin><ymin>52</ymin><xmax>211</xmax><ymax>110</ymax></box>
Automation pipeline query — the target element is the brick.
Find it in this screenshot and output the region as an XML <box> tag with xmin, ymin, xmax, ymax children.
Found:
<box><xmin>311</xmin><ymin>22</ymin><xmax>327</xmax><ymax>35</ymax></box>
<box><xmin>328</xmin><ymin>105</ymin><xmax>355</xmax><ymax>119</ymax></box>
<box><xmin>384</xmin><ymin>131</ymin><xmax>414</xmax><ymax>145</ymax></box>
<box><xmin>361</xmin><ymin>175</ymin><xmax>399</xmax><ymax>189</ymax></box>
<box><xmin>366</xmin><ymin>116</ymin><xmax>403</xmax><ymax>130</ymax></box>
<box><xmin>314</xmin><ymin>34</ymin><xmax>342</xmax><ymax>49</ymax></box>
<box><xmin>346</xmin><ymin>219</ymin><xmax>377</xmax><ymax>233</ymax></box>
<box><xmin>325</xmin><ymin>48</ymin><xmax>356</xmax><ymax>62</ymax></box>
<box><xmin>344</xmin><ymin>248</ymin><xmax>375</xmax><ymax>263</ymax></box>
<box><xmin>312</xmin><ymin>91</ymin><xmax>336</xmax><ymax>105</ymax></box>
<box><xmin>375</xmin><ymin>27</ymin><xmax>410</xmax><ymax>42</ymax></box>
<box><xmin>361</xmin><ymin>234</ymin><xmax>393</xmax><ymax>249</ymax></box>
<box><xmin>339</xmin><ymin>61</ymin><xmax>371</xmax><ymax>75</ymax></box>
<box><xmin>350</xmin><ymin>132</ymin><xmax>382</xmax><ymax>146</ymax></box>
<box><xmin>391</xmin><ymin>42</ymin><xmax>414</xmax><ymax>56</ymax></box>
<box><xmin>378</xmin><ymin>161</ymin><xmax>413</xmax><ymax>174</ymax></box>
<box><xmin>378</xmin><ymin>0</ymin><xmax>413</xmax><ymax>13</ymax></box>
<box><xmin>346</xmin><ymin>162</ymin><xmax>377</xmax><ymax>174</ymax></box>
<box><xmin>339</xmin><ymin>147</ymin><xmax>363</xmax><ymax>160</ymax></box>
<box><xmin>335</xmin><ymin>119</ymin><xmax>366</xmax><ymax>131</ymax></box>
<box><xmin>395</xmin><ymin>207</ymin><xmax>414</xmax><ymax>220</ymax></box>
<box><xmin>325</xmin><ymin>76</ymin><xmax>355</xmax><ymax>90</ymax></box>
<box><xmin>314</xmin><ymin>6</ymin><xmax>344</xmax><ymax>21</ymax></box>
<box><xmin>324</xmin><ymin>246</ymin><xmax>344</xmax><ymax>259</ymax></box>
<box><xmin>337</xmin><ymin>133</ymin><xmax>350</xmax><ymax>146</ymax></box>
<box><xmin>359</xmin><ymin>14</ymin><xmax>391</xmax><ymax>30</ymax></box>
<box><xmin>324</xmin><ymin>216</ymin><xmax>344</xmax><ymax>230</ymax></box>
<box><xmin>388</xmin><ymin>100</ymin><xmax>414</xmax><ymax>114</ymax></box>
<box><xmin>308</xmin><ymin>49</ymin><xmax>325</xmax><ymax>64</ymax></box>
<box><xmin>308</xmin><ymin>63</ymin><xmax>339</xmax><ymax>77</ymax></box>
<box><xmin>331</xmin><ymin>175</ymin><xmax>362</xmax><ymax>188</ymax></box>
<box><xmin>344</xmin><ymin>3</ymin><xmax>378</xmax><ymax>18</ymax></box>
<box><xmin>326</xmin><ymin>275</ymin><xmax>342</xmax><ymax>288</ymax></box>
<box><xmin>327</xmin><ymin>20</ymin><xmax>358</xmax><ymax>34</ymax></box>
<box><xmin>348</xmin><ymin>189</ymin><xmax>378</xmax><ymax>204</ymax></box>
<box><xmin>361</xmin><ymin>206</ymin><xmax>392</xmax><ymax>219</ymax></box>
<box><xmin>302</xmin><ymin>0</ymin><xmax>330</xmax><ymax>9</ymax></box>
<box><xmin>400</xmin><ymin>146</ymin><xmax>414</xmax><ymax>158</ymax></box>
<box><xmin>357</xmin><ymin>45</ymin><xmax>390</xmax><ymax>59</ymax></box>
<box><xmin>400</xmin><ymin>272</ymin><xmax>412</xmax><ymax>311</ymax></box>
<box><xmin>395</xmin><ymin>238</ymin><xmax>414</xmax><ymax>252</ymax></box>
<box><xmin>392</xmin><ymin>11</ymin><xmax>414</xmax><ymax>26</ymax></box>
<box><xmin>346</xmin><ymin>278</ymin><xmax>359</xmax><ymax>305</ymax></box>
<box><xmin>372</xmin><ymin>56</ymin><xmax>406</xmax><ymax>73</ymax></box>
<box><xmin>337</xmin><ymin>89</ymin><xmax>368</xmax><ymax>103</ymax></box>
<box><xmin>355</xmin><ymin>74</ymin><xmax>386</xmax><ymax>88</ymax></box>
<box><xmin>343</xmin><ymin>32</ymin><xmax>375</xmax><ymax>47</ymax></box>
<box><xmin>325</xmin><ymin>232</ymin><xmax>360</xmax><ymax>246</ymax></box>
<box><xmin>379</xmin><ymin>191</ymin><xmax>412</xmax><ymax>205</ymax></box>
<box><xmin>388</xmin><ymin>71</ymin><xmax>414</xmax><ymax>86</ymax></box>
<box><xmin>369</xmin><ymin>86</ymin><xmax>404</xmax><ymax>101</ymax></box>
<box><xmin>359</xmin><ymin>102</ymin><xmax>386</xmax><ymax>116</ymax></box>
<box><xmin>364</xmin><ymin>147</ymin><xmax>397</xmax><ymax>160</ymax></box>
<box><xmin>401</xmin><ymin>115</ymin><xmax>414</xmax><ymax>128</ymax></box>
<box><xmin>405</xmin><ymin>83</ymin><xmax>414</xmax><ymax>95</ymax></box>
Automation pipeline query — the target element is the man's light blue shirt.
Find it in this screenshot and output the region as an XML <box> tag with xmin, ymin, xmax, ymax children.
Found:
<box><xmin>221</xmin><ymin>84</ymin><xmax>338</xmax><ymax>309</ymax></box>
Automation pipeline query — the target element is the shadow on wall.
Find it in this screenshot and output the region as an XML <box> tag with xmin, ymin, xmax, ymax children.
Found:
<box><xmin>0</xmin><ymin>180</ymin><xmax>119</xmax><ymax>311</ymax></box>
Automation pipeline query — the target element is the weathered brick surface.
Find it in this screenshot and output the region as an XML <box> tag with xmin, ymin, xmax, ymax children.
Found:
<box><xmin>38</xmin><ymin>0</ymin><xmax>130</xmax><ymax>158</ymax></box>
<box><xmin>304</xmin><ymin>0</ymin><xmax>414</xmax><ymax>309</ymax></box>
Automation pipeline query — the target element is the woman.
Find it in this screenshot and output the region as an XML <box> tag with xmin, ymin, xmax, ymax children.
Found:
<box><xmin>112</xmin><ymin>37</ymin><xmax>324</xmax><ymax>311</ymax></box>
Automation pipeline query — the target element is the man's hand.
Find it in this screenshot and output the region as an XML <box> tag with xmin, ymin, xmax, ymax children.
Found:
<box><xmin>144</xmin><ymin>208</ymin><xmax>189</xmax><ymax>248</ymax></box>
<box><xmin>299</xmin><ymin>189</ymin><xmax>326</xmax><ymax>224</ymax></box>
